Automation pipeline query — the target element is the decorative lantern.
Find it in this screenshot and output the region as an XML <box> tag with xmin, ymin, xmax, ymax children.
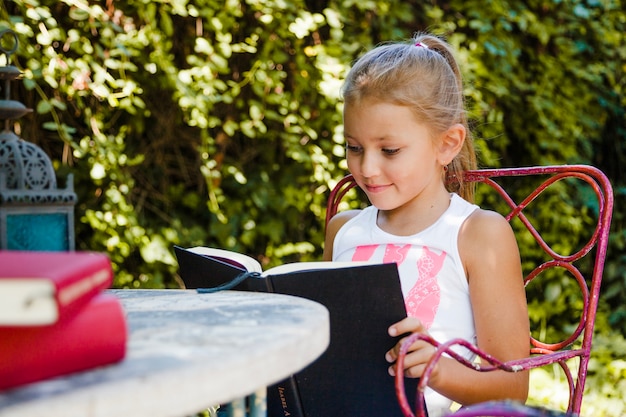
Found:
<box><xmin>0</xmin><ymin>29</ymin><xmax>76</xmax><ymax>251</ymax></box>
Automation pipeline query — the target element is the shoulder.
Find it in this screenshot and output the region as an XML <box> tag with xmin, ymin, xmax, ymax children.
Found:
<box><xmin>460</xmin><ymin>208</ymin><xmax>516</xmax><ymax>251</ymax></box>
<box><xmin>326</xmin><ymin>209</ymin><xmax>362</xmax><ymax>242</ymax></box>
<box><xmin>458</xmin><ymin>208</ymin><xmax>521</xmax><ymax>279</ymax></box>
<box><xmin>323</xmin><ymin>209</ymin><xmax>362</xmax><ymax>261</ymax></box>
<box><xmin>463</xmin><ymin>207</ymin><xmax>510</xmax><ymax>233</ymax></box>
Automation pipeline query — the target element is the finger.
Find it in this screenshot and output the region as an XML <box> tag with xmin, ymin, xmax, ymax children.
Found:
<box><xmin>388</xmin><ymin>350</ymin><xmax>427</xmax><ymax>378</ymax></box>
<box><xmin>399</xmin><ymin>346</ymin><xmax>436</xmax><ymax>378</ymax></box>
<box><xmin>385</xmin><ymin>334</ymin><xmax>411</xmax><ymax>363</ymax></box>
<box><xmin>404</xmin><ymin>363</ymin><xmax>427</xmax><ymax>379</ymax></box>
<box><xmin>385</xmin><ymin>337</ymin><xmax>405</xmax><ymax>363</ymax></box>
<box><xmin>386</xmin><ymin>331</ymin><xmax>431</xmax><ymax>363</ymax></box>
<box><xmin>391</xmin><ymin>339</ymin><xmax>438</xmax><ymax>377</ymax></box>
<box><xmin>388</xmin><ymin>316</ymin><xmax>425</xmax><ymax>337</ymax></box>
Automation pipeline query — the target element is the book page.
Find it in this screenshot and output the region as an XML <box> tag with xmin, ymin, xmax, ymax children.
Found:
<box><xmin>0</xmin><ymin>280</ymin><xmax>58</xmax><ymax>325</ymax></box>
<box><xmin>262</xmin><ymin>261</ymin><xmax>380</xmax><ymax>277</ymax></box>
<box><xmin>187</xmin><ymin>247</ymin><xmax>263</xmax><ymax>273</ymax></box>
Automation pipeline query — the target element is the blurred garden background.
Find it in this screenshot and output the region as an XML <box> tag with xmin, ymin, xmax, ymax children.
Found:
<box><xmin>1</xmin><ymin>0</ymin><xmax>624</xmax><ymax>414</ymax></box>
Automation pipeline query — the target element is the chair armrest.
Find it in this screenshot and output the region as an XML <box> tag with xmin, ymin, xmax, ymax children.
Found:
<box><xmin>395</xmin><ymin>334</ymin><xmax>582</xmax><ymax>417</ymax></box>
<box><xmin>445</xmin><ymin>400</ymin><xmax>576</xmax><ymax>416</ymax></box>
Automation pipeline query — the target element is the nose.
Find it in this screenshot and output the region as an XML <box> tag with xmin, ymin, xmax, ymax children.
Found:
<box><xmin>358</xmin><ymin>150</ymin><xmax>380</xmax><ymax>179</ymax></box>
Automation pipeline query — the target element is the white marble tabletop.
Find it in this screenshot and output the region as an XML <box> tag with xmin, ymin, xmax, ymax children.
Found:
<box><xmin>0</xmin><ymin>289</ymin><xmax>330</xmax><ymax>417</ymax></box>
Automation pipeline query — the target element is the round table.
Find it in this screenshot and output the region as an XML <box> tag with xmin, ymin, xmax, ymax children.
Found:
<box><xmin>0</xmin><ymin>290</ymin><xmax>330</xmax><ymax>417</ymax></box>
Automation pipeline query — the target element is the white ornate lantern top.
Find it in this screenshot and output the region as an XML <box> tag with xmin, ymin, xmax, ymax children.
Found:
<box><xmin>0</xmin><ymin>130</ymin><xmax>76</xmax><ymax>205</ymax></box>
<box><xmin>0</xmin><ymin>130</ymin><xmax>57</xmax><ymax>190</ymax></box>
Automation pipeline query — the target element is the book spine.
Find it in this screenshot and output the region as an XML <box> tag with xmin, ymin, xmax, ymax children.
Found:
<box><xmin>54</xmin><ymin>254</ymin><xmax>114</xmax><ymax>312</ymax></box>
<box><xmin>246</xmin><ymin>274</ymin><xmax>274</xmax><ymax>293</ymax></box>
<box><xmin>267</xmin><ymin>376</ymin><xmax>304</xmax><ymax>417</ymax></box>
<box><xmin>0</xmin><ymin>293</ymin><xmax>127</xmax><ymax>391</ymax></box>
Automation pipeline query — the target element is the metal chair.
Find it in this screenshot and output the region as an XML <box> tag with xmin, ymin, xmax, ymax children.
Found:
<box><xmin>325</xmin><ymin>165</ymin><xmax>614</xmax><ymax>417</ymax></box>
<box><xmin>436</xmin><ymin>401</ymin><xmax>575</xmax><ymax>416</ymax></box>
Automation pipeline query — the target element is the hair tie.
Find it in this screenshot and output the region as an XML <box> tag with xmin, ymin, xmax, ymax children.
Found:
<box><xmin>414</xmin><ymin>42</ymin><xmax>428</xmax><ymax>49</ymax></box>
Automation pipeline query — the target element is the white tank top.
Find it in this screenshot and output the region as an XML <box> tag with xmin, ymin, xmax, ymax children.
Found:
<box><xmin>332</xmin><ymin>193</ymin><xmax>479</xmax><ymax>416</ymax></box>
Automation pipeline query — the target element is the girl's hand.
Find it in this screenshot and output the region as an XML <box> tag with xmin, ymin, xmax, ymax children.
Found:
<box><xmin>386</xmin><ymin>317</ymin><xmax>438</xmax><ymax>379</ymax></box>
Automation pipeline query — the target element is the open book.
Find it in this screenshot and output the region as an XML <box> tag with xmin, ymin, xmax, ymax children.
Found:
<box><xmin>174</xmin><ymin>245</ymin><xmax>420</xmax><ymax>417</ymax></box>
<box><xmin>176</xmin><ymin>245</ymin><xmax>377</xmax><ymax>285</ymax></box>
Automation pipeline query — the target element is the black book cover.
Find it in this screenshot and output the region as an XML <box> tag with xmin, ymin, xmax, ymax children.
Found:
<box><xmin>174</xmin><ymin>246</ymin><xmax>420</xmax><ymax>417</ymax></box>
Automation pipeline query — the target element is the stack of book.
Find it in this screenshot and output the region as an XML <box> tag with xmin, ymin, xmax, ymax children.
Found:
<box><xmin>0</xmin><ymin>251</ymin><xmax>127</xmax><ymax>391</ymax></box>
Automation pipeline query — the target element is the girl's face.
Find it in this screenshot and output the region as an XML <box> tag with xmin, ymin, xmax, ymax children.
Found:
<box><xmin>343</xmin><ymin>99</ymin><xmax>449</xmax><ymax>214</ymax></box>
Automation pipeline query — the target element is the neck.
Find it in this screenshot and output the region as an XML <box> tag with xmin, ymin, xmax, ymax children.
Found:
<box><xmin>376</xmin><ymin>190</ymin><xmax>452</xmax><ymax>236</ymax></box>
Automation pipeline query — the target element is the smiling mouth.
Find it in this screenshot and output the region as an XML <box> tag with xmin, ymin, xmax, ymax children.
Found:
<box><xmin>364</xmin><ymin>183</ymin><xmax>390</xmax><ymax>193</ymax></box>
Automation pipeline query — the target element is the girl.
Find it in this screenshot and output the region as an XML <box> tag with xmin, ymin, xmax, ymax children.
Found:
<box><xmin>323</xmin><ymin>33</ymin><xmax>530</xmax><ymax>416</ymax></box>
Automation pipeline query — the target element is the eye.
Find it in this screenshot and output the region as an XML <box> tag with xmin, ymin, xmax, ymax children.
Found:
<box><xmin>346</xmin><ymin>144</ymin><xmax>363</xmax><ymax>154</ymax></box>
<box><xmin>382</xmin><ymin>148</ymin><xmax>400</xmax><ymax>155</ymax></box>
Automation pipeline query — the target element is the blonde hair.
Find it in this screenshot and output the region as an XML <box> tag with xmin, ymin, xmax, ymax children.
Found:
<box><xmin>341</xmin><ymin>33</ymin><xmax>476</xmax><ymax>202</ymax></box>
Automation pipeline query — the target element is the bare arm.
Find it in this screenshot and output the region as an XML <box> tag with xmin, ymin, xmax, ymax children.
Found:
<box><xmin>322</xmin><ymin>210</ymin><xmax>360</xmax><ymax>261</ymax></box>
<box><xmin>387</xmin><ymin>209</ymin><xmax>530</xmax><ymax>405</ymax></box>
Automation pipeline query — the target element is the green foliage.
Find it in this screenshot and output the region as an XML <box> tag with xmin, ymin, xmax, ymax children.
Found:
<box><xmin>2</xmin><ymin>0</ymin><xmax>624</xmax><ymax>413</ymax></box>
<box><xmin>2</xmin><ymin>0</ymin><xmax>624</xmax><ymax>335</ymax></box>
<box><xmin>1</xmin><ymin>0</ymin><xmax>624</xmax><ymax>326</ymax></box>
<box><xmin>528</xmin><ymin>328</ymin><xmax>626</xmax><ymax>416</ymax></box>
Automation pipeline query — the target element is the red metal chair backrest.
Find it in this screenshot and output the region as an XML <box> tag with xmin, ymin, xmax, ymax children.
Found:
<box><xmin>325</xmin><ymin>165</ymin><xmax>614</xmax><ymax>416</ymax></box>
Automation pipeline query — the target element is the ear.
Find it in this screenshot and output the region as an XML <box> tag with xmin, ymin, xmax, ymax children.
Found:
<box><xmin>437</xmin><ymin>123</ymin><xmax>465</xmax><ymax>166</ymax></box>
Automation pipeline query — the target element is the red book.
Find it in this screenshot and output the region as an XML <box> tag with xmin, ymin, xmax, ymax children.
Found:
<box><xmin>0</xmin><ymin>293</ymin><xmax>127</xmax><ymax>391</ymax></box>
<box><xmin>0</xmin><ymin>251</ymin><xmax>113</xmax><ymax>326</ymax></box>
